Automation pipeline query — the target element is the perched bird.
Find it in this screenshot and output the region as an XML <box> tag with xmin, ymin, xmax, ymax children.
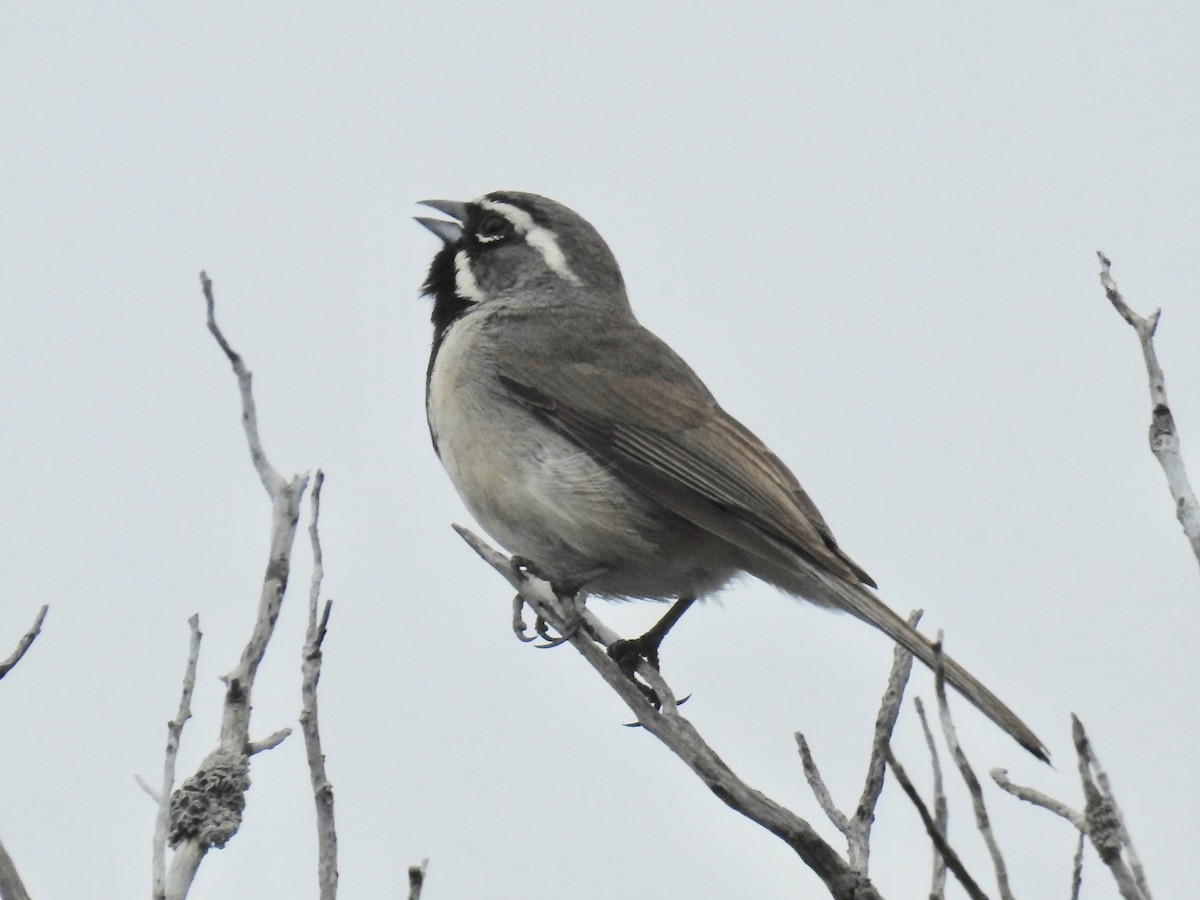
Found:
<box><xmin>417</xmin><ymin>191</ymin><xmax>1048</xmax><ymax>761</ymax></box>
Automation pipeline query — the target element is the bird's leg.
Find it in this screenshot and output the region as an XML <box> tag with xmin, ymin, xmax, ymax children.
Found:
<box><xmin>608</xmin><ymin>597</ymin><xmax>697</xmax><ymax>674</ymax></box>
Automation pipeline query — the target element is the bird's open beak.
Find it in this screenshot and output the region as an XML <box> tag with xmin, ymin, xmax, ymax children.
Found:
<box><xmin>415</xmin><ymin>199</ymin><xmax>469</xmax><ymax>245</ymax></box>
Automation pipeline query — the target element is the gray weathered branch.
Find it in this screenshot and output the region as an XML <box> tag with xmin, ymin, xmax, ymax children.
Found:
<box><xmin>1073</xmin><ymin>716</ymin><xmax>1151</xmax><ymax>900</ymax></box>
<box><xmin>456</xmin><ymin>525</ymin><xmax>882</xmax><ymax>900</ymax></box>
<box><xmin>407</xmin><ymin>859</ymin><xmax>429</xmax><ymax>900</ymax></box>
<box><xmin>0</xmin><ymin>606</ymin><xmax>50</xmax><ymax>900</ymax></box>
<box><xmin>883</xmin><ymin>745</ymin><xmax>986</xmax><ymax>900</ymax></box>
<box><xmin>932</xmin><ymin>638</ymin><xmax>1012</xmax><ymax>900</ymax></box>
<box><xmin>796</xmin><ymin>610</ymin><xmax>922</xmax><ymax>874</ymax></box>
<box><xmin>151</xmin><ymin>616</ymin><xmax>202</xmax><ymax>900</ymax></box>
<box><xmin>1098</xmin><ymin>252</ymin><xmax>1200</xmax><ymax>570</ymax></box>
<box><xmin>913</xmin><ymin>698</ymin><xmax>947</xmax><ymax>897</ymax></box>
<box><xmin>989</xmin><ymin>716</ymin><xmax>1151</xmax><ymax>899</ymax></box>
<box><xmin>0</xmin><ymin>605</ymin><xmax>48</xmax><ymax>682</ymax></box>
<box><xmin>0</xmin><ymin>833</ymin><xmax>32</xmax><ymax>900</ymax></box>
<box><xmin>160</xmin><ymin>273</ymin><xmax>310</xmax><ymax>900</ymax></box>
<box><xmin>301</xmin><ymin>470</ymin><xmax>338</xmax><ymax>900</ymax></box>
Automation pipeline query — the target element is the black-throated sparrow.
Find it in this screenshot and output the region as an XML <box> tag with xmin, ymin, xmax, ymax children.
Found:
<box><xmin>417</xmin><ymin>191</ymin><xmax>1047</xmax><ymax>761</ymax></box>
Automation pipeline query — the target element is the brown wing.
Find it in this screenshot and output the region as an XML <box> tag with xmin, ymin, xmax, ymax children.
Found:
<box><xmin>493</xmin><ymin>308</ymin><xmax>1050</xmax><ymax>761</ymax></box>
<box><xmin>492</xmin><ymin>308</ymin><xmax>875</xmax><ymax>587</ymax></box>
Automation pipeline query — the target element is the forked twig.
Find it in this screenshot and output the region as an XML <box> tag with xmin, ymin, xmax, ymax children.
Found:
<box><xmin>161</xmin><ymin>274</ymin><xmax>309</xmax><ymax>900</ymax></box>
<box><xmin>1098</xmin><ymin>252</ymin><xmax>1200</xmax><ymax>569</ymax></box>
<box><xmin>796</xmin><ymin>610</ymin><xmax>923</xmax><ymax>873</ymax></box>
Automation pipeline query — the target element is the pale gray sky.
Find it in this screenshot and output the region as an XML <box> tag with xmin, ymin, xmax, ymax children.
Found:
<box><xmin>2</xmin><ymin>3</ymin><xmax>1198</xmax><ymax>898</ymax></box>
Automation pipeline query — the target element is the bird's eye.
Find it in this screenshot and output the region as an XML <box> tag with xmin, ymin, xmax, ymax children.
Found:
<box><xmin>475</xmin><ymin>214</ymin><xmax>511</xmax><ymax>244</ymax></box>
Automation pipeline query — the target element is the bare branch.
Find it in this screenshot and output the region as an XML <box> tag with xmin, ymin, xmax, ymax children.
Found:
<box><xmin>795</xmin><ymin>610</ymin><xmax>921</xmax><ymax>874</ymax></box>
<box><xmin>248</xmin><ymin>728</ymin><xmax>292</xmax><ymax>755</ymax></box>
<box><xmin>933</xmin><ymin>638</ymin><xmax>1012</xmax><ymax>900</ymax></box>
<box><xmin>163</xmin><ymin>274</ymin><xmax>310</xmax><ymax>900</ymax></box>
<box><xmin>795</xmin><ymin>733</ymin><xmax>850</xmax><ymax>835</ymax></box>
<box><xmin>0</xmin><ymin>606</ymin><xmax>51</xmax><ymax>899</ymax></box>
<box><xmin>152</xmin><ymin>615</ymin><xmax>202</xmax><ymax>900</ymax></box>
<box><xmin>883</xmin><ymin>745</ymin><xmax>987</xmax><ymax>900</ymax></box>
<box><xmin>1088</xmin><ymin>744</ymin><xmax>1149</xmax><ymax>897</ymax></box>
<box><xmin>1073</xmin><ymin>716</ymin><xmax>1151</xmax><ymax>900</ymax></box>
<box><xmin>407</xmin><ymin>859</ymin><xmax>429</xmax><ymax>900</ymax></box>
<box><xmin>1098</xmin><ymin>252</ymin><xmax>1200</xmax><ymax>569</ymax></box>
<box><xmin>456</xmin><ymin>525</ymin><xmax>882</xmax><ymax>900</ymax></box>
<box><xmin>0</xmin><ymin>605</ymin><xmax>48</xmax><ymax>682</ymax></box>
<box><xmin>848</xmin><ymin>609</ymin><xmax>921</xmax><ymax>872</ymax></box>
<box><xmin>989</xmin><ymin>769</ymin><xmax>1084</xmax><ymax>831</ymax></box>
<box><xmin>0</xmin><ymin>833</ymin><xmax>32</xmax><ymax>900</ymax></box>
<box><xmin>200</xmin><ymin>272</ymin><xmax>287</xmax><ymax>498</ymax></box>
<box><xmin>1071</xmin><ymin>830</ymin><xmax>1085</xmax><ymax>900</ymax></box>
<box><xmin>135</xmin><ymin>774</ymin><xmax>162</xmax><ymax>804</ymax></box>
<box><xmin>301</xmin><ymin>470</ymin><xmax>339</xmax><ymax>900</ymax></box>
<box><xmin>914</xmin><ymin>698</ymin><xmax>947</xmax><ymax>898</ymax></box>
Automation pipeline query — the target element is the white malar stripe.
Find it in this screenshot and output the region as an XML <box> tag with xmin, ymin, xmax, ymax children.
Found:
<box><xmin>478</xmin><ymin>199</ymin><xmax>582</xmax><ymax>286</ymax></box>
<box><xmin>454</xmin><ymin>249</ymin><xmax>485</xmax><ymax>303</ymax></box>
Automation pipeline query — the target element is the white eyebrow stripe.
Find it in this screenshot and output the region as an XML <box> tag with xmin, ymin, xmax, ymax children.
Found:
<box><xmin>478</xmin><ymin>198</ymin><xmax>583</xmax><ymax>286</ymax></box>
<box><xmin>453</xmin><ymin>249</ymin><xmax>484</xmax><ymax>302</ymax></box>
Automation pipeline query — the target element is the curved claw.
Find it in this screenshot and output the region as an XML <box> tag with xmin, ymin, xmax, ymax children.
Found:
<box><xmin>512</xmin><ymin>594</ymin><xmax>579</xmax><ymax>648</ymax></box>
<box><xmin>512</xmin><ymin>595</ymin><xmax>538</xmax><ymax>643</ymax></box>
<box><xmin>534</xmin><ymin>612</ymin><xmax>578</xmax><ymax>648</ymax></box>
<box><xmin>623</xmin><ymin>692</ymin><xmax>691</xmax><ymax>727</ymax></box>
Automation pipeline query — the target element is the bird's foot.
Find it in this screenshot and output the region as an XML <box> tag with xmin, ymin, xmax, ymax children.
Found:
<box><xmin>511</xmin><ymin>594</ymin><xmax>581</xmax><ymax>647</ymax></box>
<box><xmin>607</xmin><ymin>632</ymin><xmax>670</xmax><ymax>708</ymax></box>
<box><xmin>608</xmin><ymin>632</ymin><xmax>663</xmax><ymax>673</ymax></box>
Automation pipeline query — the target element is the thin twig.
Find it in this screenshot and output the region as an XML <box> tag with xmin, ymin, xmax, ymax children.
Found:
<box><xmin>1073</xmin><ymin>716</ymin><xmax>1150</xmax><ymax>900</ymax></box>
<box><xmin>884</xmin><ymin>745</ymin><xmax>988</xmax><ymax>900</ymax></box>
<box><xmin>0</xmin><ymin>607</ymin><xmax>50</xmax><ymax>899</ymax></box>
<box><xmin>1098</xmin><ymin>252</ymin><xmax>1200</xmax><ymax>570</ymax></box>
<box><xmin>848</xmin><ymin>609</ymin><xmax>922</xmax><ymax>872</ymax></box>
<box><xmin>795</xmin><ymin>734</ymin><xmax>850</xmax><ymax>834</ymax></box>
<box><xmin>1087</xmin><ymin>736</ymin><xmax>1149</xmax><ymax>898</ymax></box>
<box><xmin>932</xmin><ymin>637</ymin><xmax>1012</xmax><ymax>900</ymax></box>
<box><xmin>301</xmin><ymin>471</ymin><xmax>338</xmax><ymax>900</ymax></box>
<box><xmin>201</xmin><ymin>272</ymin><xmax>286</xmax><ymax>497</ymax></box>
<box><xmin>152</xmin><ymin>615</ymin><xmax>202</xmax><ymax>900</ymax></box>
<box><xmin>1070</xmin><ymin>830</ymin><xmax>1085</xmax><ymax>900</ymax></box>
<box><xmin>248</xmin><ymin>728</ymin><xmax>292</xmax><ymax>755</ymax></box>
<box><xmin>135</xmin><ymin>774</ymin><xmax>162</xmax><ymax>804</ymax></box>
<box><xmin>456</xmin><ymin>525</ymin><xmax>882</xmax><ymax>900</ymax></box>
<box><xmin>989</xmin><ymin>769</ymin><xmax>1084</xmax><ymax>830</ymax></box>
<box><xmin>795</xmin><ymin>609</ymin><xmax>922</xmax><ymax>874</ymax></box>
<box><xmin>0</xmin><ymin>605</ymin><xmax>48</xmax><ymax>681</ymax></box>
<box><xmin>407</xmin><ymin>858</ymin><xmax>429</xmax><ymax>900</ymax></box>
<box><xmin>914</xmin><ymin>698</ymin><xmax>947</xmax><ymax>898</ymax></box>
<box><xmin>164</xmin><ymin>274</ymin><xmax>310</xmax><ymax>900</ymax></box>
<box><xmin>0</xmin><ymin>833</ymin><xmax>32</xmax><ymax>900</ymax></box>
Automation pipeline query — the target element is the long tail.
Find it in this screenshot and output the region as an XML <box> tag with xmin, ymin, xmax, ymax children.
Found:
<box><xmin>826</xmin><ymin>576</ymin><xmax>1049</xmax><ymax>762</ymax></box>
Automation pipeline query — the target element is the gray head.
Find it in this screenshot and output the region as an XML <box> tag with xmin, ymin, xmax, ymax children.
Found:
<box><xmin>417</xmin><ymin>192</ymin><xmax>629</xmax><ymax>335</ymax></box>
